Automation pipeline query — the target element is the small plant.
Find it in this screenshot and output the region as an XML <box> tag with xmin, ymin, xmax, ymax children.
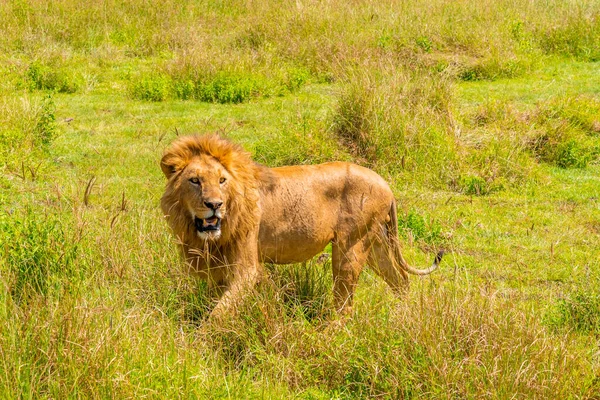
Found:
<box><xmin>34</xmin><ymin>95</ymin><xmax>57</xmax><ymax>147</ymax></box>
<box><xmin>284</xmin><ymin>67</ymin><xmax>310</xmax><ymax>92</ymax></box>
<box><xmin>196</xmin><ymin>73</ymin><xmax>260</xmax><ymax>104</ymax></box>
<box><xmin>545</xmin><ymin>292</ymin><xmax>600</xmax><ymax>335</ymax></box>
<box><xmin>173</xmin><ymin>79</ymin><xmax>196</xmax><ymax>100</ymax></box>
<box><xmin>1</xmin><ymin>210</ymin><xmax>80</xmax><ymax>301</ymax></box>
<box><xmin>458</xmin><ymin>174</ymin><xmax>490</xmax><ymax>196</ymax></box>
<box><xmin>556</xmin><ymin>139</ymin><xmax>591</xmax><ymax>168</ymax></box>
<box><xmin>130</xmin><ymin>74</ymin><xmax>172</xmax><ymax>101</ymax></box>
<box><xmin>415</xmin><ymin>36</ymin><xmax>433</xmax><ymax>52</ymax></box>
<box><xmin>24</xmin><ymin>62</ymin><xmax>80</xmax><ymax>93</ymax></box>
<box><xmin>397</xmin><ymin>210</ymin><xmax>442</xmax><ymax>244</ymax></box>
<box><xmin>377</xmin><ymin>35</ymin><xmax>393</xmax><ymax>49</ymax></box>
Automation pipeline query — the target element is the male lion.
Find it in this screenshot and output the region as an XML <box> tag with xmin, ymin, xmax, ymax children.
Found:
<box><xmin>160</xmin><ymin>135</ymin><xmax>443</xmax><ymax>317</ymax></box>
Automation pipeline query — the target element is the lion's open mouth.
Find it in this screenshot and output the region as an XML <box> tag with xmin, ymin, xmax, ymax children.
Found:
<box><xmin>195</xmin><ymin>216</ymin><xmax>221</xmax><ymax>232</ymax></box>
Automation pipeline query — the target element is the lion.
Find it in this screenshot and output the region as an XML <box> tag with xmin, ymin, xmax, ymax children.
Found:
<box><xmin>160</xmin><ymin>134</ymin><xmax>443</xmax><ymax>317</ymax></box>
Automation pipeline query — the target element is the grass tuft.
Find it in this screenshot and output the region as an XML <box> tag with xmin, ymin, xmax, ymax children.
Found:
<box><xmin>398</xmin><ymin>210</ymin><xmax>443</xmax><ymax>244</ymax></box>
<box><xmin>269</xmin><ymin>258</ymin><xmax>333</xmax><ymax>321</ymax></box>
<box><xmin>331</xmin><ymin>67</ymin><xmax>457</xmax><ymax>187</ymax></box>
<box><xmin>130</xmin><ymin>74</ymin><xmax>172</xmax><ymax>102</ymax></box>
<box><xmin>23</xmin><ymin>62</ymin><xmax>81</xmax><ymax>94</ymax></box>
<box><xmin>0</xmin><ymin>209</ymin><xmax>80</xmax><ymax>301</ymax></box>
<box><xmin>545</xmin><ymin>292</ymin><xmax>600</xmax><ymax>335</ymax></box>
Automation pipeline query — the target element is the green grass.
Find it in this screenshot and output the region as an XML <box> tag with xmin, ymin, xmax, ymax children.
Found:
<box><xmin>1</xmin><ymin>0</ymin><xmax>600</xmax><ymax>398</ymax></box>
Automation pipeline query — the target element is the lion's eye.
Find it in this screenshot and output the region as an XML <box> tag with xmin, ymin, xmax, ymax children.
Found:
<box><xmin>219</xmin><ymin>177</ymin><xmax>227</xmax><ymax>184</ymax></box>
<box><xmin>189</xmin><ymin>177</ymin><xmax>200</xmax><ymax>185</ymax></box>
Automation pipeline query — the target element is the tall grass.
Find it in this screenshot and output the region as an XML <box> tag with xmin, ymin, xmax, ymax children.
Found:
<box><xmin>1</xmin><ymin>0</ymin><xmax>600</xmax><ymax>397</ymax></box>
<box><xmin>2</xmin><ymin>0</ymin><xmax>599</xmax><ymax>94</ymax></box>
<box><xmin>331</xmin><ymin>67</ymin><xmax>458</xmax><ymax>187</ymax></box>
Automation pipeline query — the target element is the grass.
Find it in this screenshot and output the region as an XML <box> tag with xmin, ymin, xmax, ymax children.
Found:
<box><xmin>1</xmin><ymin>0</ymin><xmax>600</xmax><ymax>397</ymax></box>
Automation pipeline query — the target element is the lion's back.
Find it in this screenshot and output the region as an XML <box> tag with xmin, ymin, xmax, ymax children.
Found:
<box><xmin>267</xmin><ymin>161</ymin><xmax>393</xmax><ymax>200</ymax></box>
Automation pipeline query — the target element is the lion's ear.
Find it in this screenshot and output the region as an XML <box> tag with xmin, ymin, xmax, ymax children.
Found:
<box><xmin>160</xmin><ymin>154</ymin><xmax>180</xmax><ymax>179</ymax></box>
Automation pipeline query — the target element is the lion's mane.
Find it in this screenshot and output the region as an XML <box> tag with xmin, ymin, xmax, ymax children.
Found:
<box><xmin>160</xmin><ymin>135</ymin><xmax>261</xmax><ymax>251</ymax></box>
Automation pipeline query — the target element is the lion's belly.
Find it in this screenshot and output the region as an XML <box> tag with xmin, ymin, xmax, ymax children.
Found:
<box><xmin>258</xmin><ymin>236</ymin><xmax>330</xmax><ymax>264</ymax></box>
<box><xmin>257</xmin><ymin>208</ymin><xmax>335</xmax><ymax>264</ymax></box>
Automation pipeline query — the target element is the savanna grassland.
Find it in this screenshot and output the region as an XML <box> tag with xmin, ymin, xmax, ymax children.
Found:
<box><xmin>1</xmin><ymin>0</ymin><xmax>600</xmax><ymax>398</ymax></box>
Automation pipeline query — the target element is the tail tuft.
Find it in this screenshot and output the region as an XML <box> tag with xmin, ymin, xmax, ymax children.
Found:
<box><xmin>434</xmin><ymin>250</ymin><xmax>445</xmax><ymax>265</ymax></box>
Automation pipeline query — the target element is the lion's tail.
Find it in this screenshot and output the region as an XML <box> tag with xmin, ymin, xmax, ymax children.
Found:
<box><xmin>386</xmin><ymin>201</ymin><xmax>444</xmax><ymax>276</ymax></box>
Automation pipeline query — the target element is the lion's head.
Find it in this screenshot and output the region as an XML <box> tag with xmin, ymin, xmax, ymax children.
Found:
<box><xmin>160</xmin><ymin>135</ymin><xmax>260</xmax><ymax>248</ymax></box>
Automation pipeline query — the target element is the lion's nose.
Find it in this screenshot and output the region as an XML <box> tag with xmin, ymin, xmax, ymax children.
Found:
<box><xmin>204</xmin><ymin>200</ymin><xmax>223</xmax><ymax>210</ymax></box>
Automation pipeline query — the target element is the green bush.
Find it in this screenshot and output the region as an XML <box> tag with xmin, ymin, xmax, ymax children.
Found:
<box><xmin>24</xmin><ymin>62</ymin><xmax>81</xmax><ymax>93</ymax></box>
<box><xmin>457</xmin><ymin>175</ymin><xmax>490</xmax><ymax>196</ymax></box>
<box><xmin>195</xmin><ymin>73</ymin><xmax>260</xmax><ymax>104</ymax></box>
<box><xmin>34</xmin><ymin>95</ymin><xmax>57</xmax><ymax>147</ymax></box>
<box><xmin>173</xmin><ymin>79</ymin><xmax>196</xmax><ymax>100</ymax></box>
<box><xmin>529</xmin><ymin>125</ymin><xmax>596</xmax><ymax>170</ymax></box>
<box><xmin>0</xmin><ymin>210</ymin><xmax>80</xmax><ymax>301</ymax></box>
<box><xmin>130</xmin><ymin>74</ymin><xmax>172</xmax><ymax>101</ymax></box>
<box><xmin>555</xmin><ymin>139</ymin><xmax>592</xmax><ymax>168</ymax></box>
<box><xmin>397</xmin><ymin>210</ymin><xmax>442</xmax><ymax>244</ymax></box>
<box><xmin>415</xmin><ymin>36</ymin><xmax>433</xmax><ymax>53</ymax></box>
<box><xmin>135</xmin><ymin>65</ymin><xmax>310</xmax><ymax>103</ymax></box>
<box><xmin>545</xmin><ymin>292</ymin><xmax>600</xmax><ymax>335</ymax></box>
<box><xmin>284</xmin><ymin>67</ymin><xmax>311</xmax><ymax>92</ymax></box>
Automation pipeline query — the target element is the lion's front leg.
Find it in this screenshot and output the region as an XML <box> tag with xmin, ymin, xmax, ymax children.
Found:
<box><xmin>209</xmin><ymin>233</ymin><xmax>263</xmax><ymax>319</ymax></box>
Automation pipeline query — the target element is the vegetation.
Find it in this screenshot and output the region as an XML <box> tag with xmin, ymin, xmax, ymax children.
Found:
<box><xmin>1</xmin><ymin>0</ymin><xmax>599</xmax><ymax>397</ymax></box>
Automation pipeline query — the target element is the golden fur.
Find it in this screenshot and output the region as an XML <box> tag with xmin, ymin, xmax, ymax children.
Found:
<box><xmin>160</xmin><ymin>134</ymin><xmax>442</xmax><ymax>317</ymax></box>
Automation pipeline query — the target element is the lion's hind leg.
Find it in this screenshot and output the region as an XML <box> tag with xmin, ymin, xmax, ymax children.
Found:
<box><xmin>331</xmin><ymin>236</ymin><xmax>371</xmax><ymax>315</ymax></box>
<box><xmin>366</xmin><ymin>233</ymin><xmax>409</xmax><ymax>294</ymax></box>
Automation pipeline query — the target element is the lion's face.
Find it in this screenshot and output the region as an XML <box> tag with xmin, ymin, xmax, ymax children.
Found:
<box><xmin>161</xmin><ymin>135</ymin><xmax>260</xmax><ymax>248</ymax></box>
<box><xmin>176</xmin><ymin>155</ymin><xmax>232</xmax><ymax>240</ymax></box>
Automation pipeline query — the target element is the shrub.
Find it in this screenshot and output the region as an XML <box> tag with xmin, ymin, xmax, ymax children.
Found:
<box><xmin>555</xmin><ymin>139</ymin><xmax>592</xmax><ymax>168</ymax></box>
<box><xmin>545</xmin><ymin>292</ymin><xmax>600</xmax><ymax>335</ymax></box>
<box><xmin>284</xmin><ymin>67</ymin><xmax>311</xmax><ymax>92</ymax></box>
<box><xmin>0</xmin><ymin>210</ymin><xmax>80</xmax><ymax>301</ymax></box>
<box><xmin>195</xmin><ymin>73</ymin><xmax>259</xmax><ymax>104</ymax></box>
<box><xmin>130</xmin><ymin>74</ymin><xmax>172</xmax><ymax>101</ymax></box>
<box><xmin>528</xmin><ymin>108</ymin><xmax>598</xmax><ymax>169</ymax></box>
<box><xmin>24</xmin><ymin>62</ymin><xmax>81</xmax><ymax>93</ymax></box>
<box><xmin>173</xmin><ymin>79</ymin><xmax>196</xmax><ymax>100</ymax></box>
<box><xmin>397</xmin><ymin>210</ymin><xmax>442</xmax><ymax>244</ymax></box>
<box><xmin>34</xmin><ymin>95</ymin><xmax>57</xmax><ymax>147</ymax></box>
<box><xmin>415</xmin><ymin>36</ymin><xmax>433</xmax><ymax>53</ymax></box>
<box><xmin>457</xmin><ymin>175</ymin><xmax>490</xmax><ymax>196</ymax></box>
